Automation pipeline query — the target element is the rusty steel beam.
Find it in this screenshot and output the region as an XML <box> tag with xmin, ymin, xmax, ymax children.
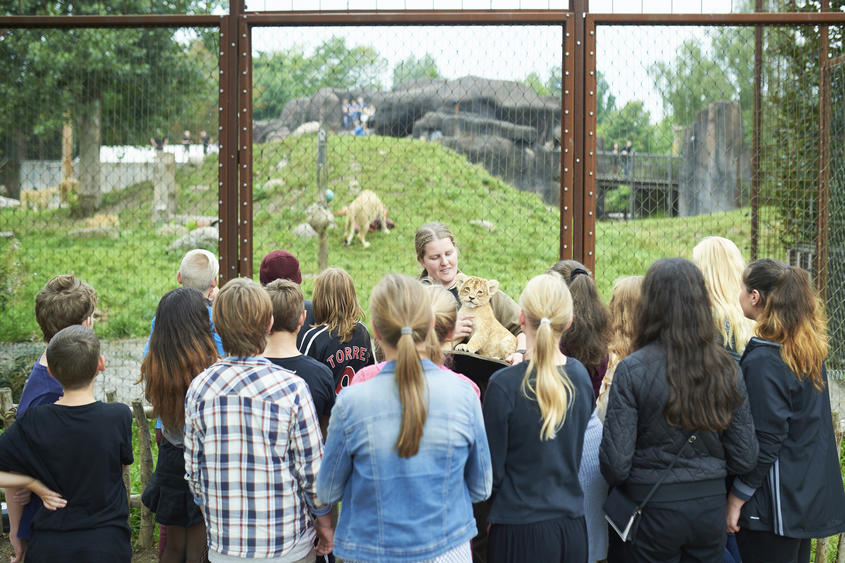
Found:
<box><xmin>560</xmin><ymin>16</ymin><xmax>575</xmax><ymax>261</ymax></box>
<box><xmin>571</xmin><ymin>0</ymin><xmax>588</xmax><ymax>264</ymax></box>
<box><xmin>583</xmin><ymin>15</ymin><xmax>597</xmax><ymax>274</ymax></box>
<box><xmin>750</xmin><ymin>0</ymin><xmax>762</xmax><ymax>261</ymax></box>
<box><xmin>218</xmin><ymin>9</ymin><xmax>240</xmax><ymax>284</ymax></box>
<box><xmin>238</xmin><ymin>15</ymin><xmax>253</xmax><ymax>279</ymax></box>
<box><xmin>816</xmin><ymin>0</ymin><xmax>831</xmax><ymax>298</ymax></box>
<box><xmin>244</xmin><ymin>10</ymin><xmax>568</xmax><ymax>25</ymax></box>
<box><xmin>0</xmin><ymin>14</ymin><xmax>219</xmax><ymax>27</ymax></box>
<box><xmin>589</xmin><ymin>12</ymin><xmax>845</xmax><ymax>26</ymax></box>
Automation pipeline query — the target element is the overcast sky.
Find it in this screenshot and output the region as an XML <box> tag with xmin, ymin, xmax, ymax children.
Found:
<box><xmin>250</xmin><ymin>1</ymin><xmax>744</xmax><ymax>119</ymax></box>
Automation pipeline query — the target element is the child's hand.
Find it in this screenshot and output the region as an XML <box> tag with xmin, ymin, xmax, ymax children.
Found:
<box><xmin>314</xmin><ymin>513</ymin><xmax>334</xmax><ymax>556</ymax></box>
<box><xmin>27</xmin><ymin>479</ymin><xmax>66</xmax><ymax>511</ymax></box>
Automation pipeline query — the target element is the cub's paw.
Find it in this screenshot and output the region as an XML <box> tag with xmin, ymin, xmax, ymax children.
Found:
<box><xmin>454</xmin><ymin>344</ymin><xmax>470</xmax><ymax>352</ymax></box>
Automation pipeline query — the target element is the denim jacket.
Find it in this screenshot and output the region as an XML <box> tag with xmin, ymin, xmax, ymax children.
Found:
<box><xmin>317</xmin><ymin>359</ymin><xmax>492</xmax><ymax>563</ymax></box>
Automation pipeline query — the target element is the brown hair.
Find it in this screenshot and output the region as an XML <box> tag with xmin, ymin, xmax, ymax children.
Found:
<box><xmin>519</xmin><ymin>272</ymin><xmax>575</xmax><ymax>440</ymax></box>
<box><xmin>46</xmin><ymin>325</ymin><xmax>100</xmax><ymax>390</ymax></box>
<box><xmin>596</xmin><ymin>275</ymin><xmax>644</xmax><ymax>421</ymax></box>
<box><xmin>549</xmin><ymin>260</ymin><xmax>611</xmax><ymax>369</ymax></box>
<box><xmin>743</xmin><ymin>259</ymin><xmax>828</xmax><ymax>390</ymax></box>
<box><xmin>425</xmin><ymin>284</ymin><xmax>458</xmax><ymax>365</ymax></box>
<box><xmin>265</xmin><ymin>279</ymin><xmax>305</xmax><ymax>334</ymax></box>
<box><xmin>370</xmin><ymin>274</ymin><xmax>432</xmax><ymax>458</ymax></box>
<box><xmin>212</xmin><ymin>278</ymin><xmax>272</xmax><ymax>358</ymax></box>
<box><xmin>35</xmin><ymin>274</ymin><xmax>97</xmax><ymax>341</ymax></box>
<box><xmin>415</xmin><ymin>222</ymin><xmax>457</xmax><ymax>278</ymax></box>
<box><xmin>635</xmin><ymin>258</ymin><xmax>742</xmax><ymax>432</ymax></box>
<box><xmin>313</xmin><ymin>268</ymin><xmax>363</xmax><ymax>343</ymax></box>
<box><xmin>139</xmin><ymin>288</ymin><xmax>218</xmax><ymax>431</ymax></box>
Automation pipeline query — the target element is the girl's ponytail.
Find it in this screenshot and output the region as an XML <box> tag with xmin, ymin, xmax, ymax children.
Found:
<box><xmin>519</xmin><ymin>274</ymin><xmax>575</xmax><ymax>441</ymax></box>
<box><xmin>371</xmin><ymin>274</ymin><xmax>432</xmax><ymax>458</ymax></box>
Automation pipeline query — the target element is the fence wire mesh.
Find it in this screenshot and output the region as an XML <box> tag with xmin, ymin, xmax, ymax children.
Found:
<box><xmin>596</xmin><ymin>21</ymin><xmax>844</xmax><ymax>413</ymax></box>
<box><xmin>0</xmin><ymin>25</ymin><xmax>219</xmax><ymax>354</ymax></box>
<box><xmin>249</xmin><ymin>24</ymin><xmax>564</xmax><ymax>312</ymax></box>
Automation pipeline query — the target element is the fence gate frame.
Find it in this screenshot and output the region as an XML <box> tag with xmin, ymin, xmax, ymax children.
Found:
<box><xmin>2</xmin><ymin>4</ymin><xmax>845</xmax><ymax>291</ymax></box>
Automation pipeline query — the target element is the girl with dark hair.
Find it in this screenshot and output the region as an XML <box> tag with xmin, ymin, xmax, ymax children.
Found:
<box><xmin>599</xmin><ymin>258</ymin><xmax>758</xmax><ymax>562</ymax></box>
<box><xmin>549</xmin><ymin>260</ymin><xmax>612</xmax><ymax>400</ymax></box>
<box><xmin>139</xmin><ymin>288</ymin><xmax>219</xmax><ymax>563</ymax></box>
<box><xmin>483</xmin><ymin>272</ymin><xmax>594</xmax><ymax>562</ymax></box>
<box><xmin>317</xmin><ymin>274</ymin><xmax>491</xmax><ymax>563</ymax></box>
<box><xmin>727</xmin><ymin>259</ymin><xmax>845</xmax><ymax>563</ymax></box>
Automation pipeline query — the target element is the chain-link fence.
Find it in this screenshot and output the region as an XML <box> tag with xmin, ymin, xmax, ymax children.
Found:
<box><xmin>595</xmin><ymin>17</ymin><xmax>844</xmax><ymax>414</ymax></box>
<box><xmin>1</xmin><ymin>6</ymin><xmax>843</xmax><ymax>418</ymax></box>
<box><xmin>0</xmin><ymin>23</ymin><xmax>219</xmax><ymax>349</ymax></box>
<box><xmin>248</xmin><ymin>23</ymin><xmax>565</xmax><ymax>311</ymax></box>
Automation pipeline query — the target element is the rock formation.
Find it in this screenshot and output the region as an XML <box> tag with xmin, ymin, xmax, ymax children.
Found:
<box><xmin>678</xmin><ymin>100</ymin><xmax>750</xmax><ymax>217</ymax></box>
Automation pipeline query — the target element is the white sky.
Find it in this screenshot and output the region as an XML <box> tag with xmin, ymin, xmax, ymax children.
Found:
<box><xmin>248</xmin><ymin>1</ymin><xmax>750</xmax><ymax>120</ymax></box>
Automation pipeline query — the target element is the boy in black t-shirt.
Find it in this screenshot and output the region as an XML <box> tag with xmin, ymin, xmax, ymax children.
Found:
<box><xmin>0</xmin><ymin>325</ymin><xmax>133</xmax><ymax>563</ymax></box>
<box><xmin>263</xmin><ymin>279</ymin><xmax>335</xmax><ymax>436</ymax></box>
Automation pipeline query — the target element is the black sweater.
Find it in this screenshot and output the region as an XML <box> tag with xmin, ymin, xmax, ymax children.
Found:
<box><xmin>600</xmin><ymin>343</ymin><xmax>758</xmax><ymax>489</ymax></box>
<box><xmin>482</xmin><ymin>359</ymin><xmax>593</xmax><ymax>524</ymax></box>
<box><xmin>732</xmin><ymin>338</ymin><xmax>845</xmax><ymax>538</ymax></box>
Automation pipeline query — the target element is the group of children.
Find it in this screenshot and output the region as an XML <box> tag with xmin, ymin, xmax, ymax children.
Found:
<box><xmin>2</xmin><ymin>233</ymin><xmax>844</xmax><ymax>563</ymax></box>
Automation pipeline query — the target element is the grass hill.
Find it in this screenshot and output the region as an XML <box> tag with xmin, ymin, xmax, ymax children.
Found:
<box><xmin>0</xmin><ymin>134</ymin><xmax>752</xmax><ymax>342</ymax></box>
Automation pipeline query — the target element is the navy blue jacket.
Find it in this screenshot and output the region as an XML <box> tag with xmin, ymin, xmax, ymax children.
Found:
<box><xmin>732</xmin><ymin>338</ymin><xmax>845</xmax><ymax>538</ymax></box>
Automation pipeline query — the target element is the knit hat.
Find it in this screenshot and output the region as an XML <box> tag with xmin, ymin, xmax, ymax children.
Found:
<box><xmin>259</xmin><ymin>250</ymin><xmax>302</xmax><ymax>285</ymax></box>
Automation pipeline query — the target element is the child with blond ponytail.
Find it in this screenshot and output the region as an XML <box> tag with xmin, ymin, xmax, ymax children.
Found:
<box><xmin>482</xmin><ymin>272</ymin><xmax>594</xmax><ymax>563</ymax></box>
<box><xmin>317</xmin><ymin>274</ymin><xmax>491</xmax><ymax>563</ymax></box>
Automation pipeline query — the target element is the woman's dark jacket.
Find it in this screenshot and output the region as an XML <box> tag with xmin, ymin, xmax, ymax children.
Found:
<box><xmin>731</xmin><ymin>337</ymin><xmax>845</xmax><ymax>538</ymax></box>
<box><xmin>599</xmin><ymin>342</ymin><xmax>758</xmax><ymax>492</ymax></box>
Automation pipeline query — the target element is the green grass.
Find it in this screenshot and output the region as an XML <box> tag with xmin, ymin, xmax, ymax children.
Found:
<box><xmin>0</xmin><ymin>134</ymin><xmax>764</xmax><ymax>341</ymax></box>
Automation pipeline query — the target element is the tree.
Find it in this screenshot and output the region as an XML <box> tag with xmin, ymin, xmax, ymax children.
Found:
<box><xmin>596</xmin><ymin>71</ymin><xmax>616</xmax><ymax>128</ymax></box>
<box><xmin>525</xmin><ymin>66</ymin><xmax>562</xmax><ymax>99</ymax></box>
<box><xmin>0</xmin><ymin>1</ymin><xmax>220</xmax><ymax>214</ymax></box>
<box><xmin>253</xmin><ymin>38</ymin><xmax>386</xmax><ymax>122</ymax></box>
<box><xmin>391</xmin><ymin>53</ymin><xmax>441</xmax><ymax>89</ymax></box>
<box><xmin>648</xmin><ymin>40</ymin><xmax>735</xmax><ymax>130</ymax></box>
<box><xmin>598</xmin><ymin>101</ymin><xmax>660</xmax><ymax>153</ymax></box>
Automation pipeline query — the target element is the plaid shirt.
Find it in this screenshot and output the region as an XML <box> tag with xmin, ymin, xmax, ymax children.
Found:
<box><xmin>184</xmin><ymin>356</ymin><xmax>329</xmax><ymax>559</ymax></box>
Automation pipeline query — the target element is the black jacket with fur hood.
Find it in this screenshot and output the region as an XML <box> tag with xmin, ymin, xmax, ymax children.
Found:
<box><xmin>599</xmin><ymin>342</ymin><xmax>758</xmax><ymax>491</ymax></box>
<box><xmin>731</xmin><ymin>337</ymin><xmax>845</xmax><ymax>538</ymax></box>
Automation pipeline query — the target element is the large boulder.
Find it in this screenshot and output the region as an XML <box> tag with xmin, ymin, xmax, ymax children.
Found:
<box><xmin>167</xmin><ymin>226</ymin><xmax>219</xmax><ymax>253</ymax></box>
<box><xmin>679</xmin><ymin>100</ymin><xmax>750</xmax><ymax>217</ymax></box>
<box><xmin>412</xmin><ymin>112</ymin><xmax>538</xmax><ymax>145</ymax></box>
<box><xmin>306</xmin><ymin>88</ymin><xmax>342</xmax><ymax>131</ymax></box>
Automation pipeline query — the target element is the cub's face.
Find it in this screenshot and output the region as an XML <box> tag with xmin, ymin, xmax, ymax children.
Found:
<box><xmin>458</xmin><ymin>277</ymin><xmax>493</xmax><ymax>308</ymax></box>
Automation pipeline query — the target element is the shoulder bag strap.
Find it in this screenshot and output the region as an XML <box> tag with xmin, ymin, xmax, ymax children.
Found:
<box><xmin>636</xmin><ymin>434</ymin><xmax>697</xmax><ymax>510</ymax></box>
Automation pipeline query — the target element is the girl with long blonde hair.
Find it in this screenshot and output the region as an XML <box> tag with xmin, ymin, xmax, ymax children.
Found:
<box><xmin>692</xmin><ymin>236</ymin><xmax>754</xmax><ymax>359</ymax></box>
<box><xmin>728</xmin><ymin>259</ymin><xmax>845</xmax><ymax>563</ymax></box>
<box><xmin>317</xmin><ymin>274</ymin><xmax>490</xmax><ymax>563</ymax></box>
<box><xmin>482</xmin><ymin>272</ymin><xmax>594</xmax><ymax>562</ymax></box>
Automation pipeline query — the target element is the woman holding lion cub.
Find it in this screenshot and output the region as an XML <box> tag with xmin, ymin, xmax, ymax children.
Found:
<box><xmin>415</xmin><ymin>222</ymin><xmax>526</xmax><ymax>360</ymax></box>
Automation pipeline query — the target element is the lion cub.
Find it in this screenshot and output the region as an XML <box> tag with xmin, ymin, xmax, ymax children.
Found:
<box><xmin>343</xmin><ymin>189</ymin><xmax>389</xmax><ymax>248</ymax></box>
<box><xmin>454</xmin><ymin>276</ymin><xmax>518</xmax><ymax>360</ymax></box>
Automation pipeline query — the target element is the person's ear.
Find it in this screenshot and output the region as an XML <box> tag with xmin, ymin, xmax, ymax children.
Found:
<box><xmin>297</xmin><ymin>309</ymin><xmax>306</xmax><ymax>329</ymax></box>
<box><xmin>267</xmin><ymin>315</ymin><xmax>274</xmax><ymax>334</ymax></box>
<box><xmin>518</xmin><ymin>309</ymin><xmax>526</xmax><ymax>330</ymax></box>
<box><xmin>564</xmin><ymin>316</ymin><xmax>573</xmax><ymax>331</ymax></box>
<box><xmin>750</xmin><ymin>289</ymin><xmax>761</xmax><ymax>307</ymax></box>
<box><xmin>97</xmin><ymin>355</ymin><xmax>106</xmax><ymax>374</ymax></box>
<box><xmin>177</xmin><ymin>271</ymin><xmax>183</xmax><ymax>285</ymax></box>
<box><xmin>82</xmin><ymin>315</ymin><xmax>94</xmax><ymax>328</ymax></box>
<box><xmin>372</xmin><ymin>325</ymin><xmax>383</xmax><ymax>343</ymax></box>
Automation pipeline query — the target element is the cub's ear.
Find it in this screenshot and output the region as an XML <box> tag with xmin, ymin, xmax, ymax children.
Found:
<box><xmin>486</xmin><ymin>279</ymin><xmax>500</xmax><ymax>295</ymax></box>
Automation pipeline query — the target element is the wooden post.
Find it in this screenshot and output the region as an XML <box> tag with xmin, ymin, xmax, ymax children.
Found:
<box><xmin>131</xmin><ymin>399</ymin><xmax>154</xmax><ymax>550</ymax></box>
<box><xmin>316</xmin><ymin>128</ymin><xmax>329</xmax><ymax>272</ymax></box>
<box><xmin>0</xmin><ymin>387</ymin><xmax>15</xmax><ymax>428</ymax></box>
